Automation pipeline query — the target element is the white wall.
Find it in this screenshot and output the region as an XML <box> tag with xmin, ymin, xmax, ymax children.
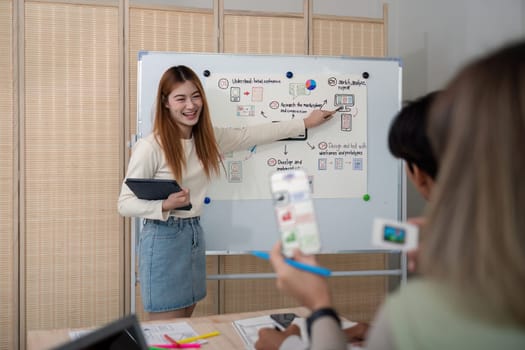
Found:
<box><xmin>389</xmin><ymin>0</ymin><xmax>524</xmax><ymax>95</ymax></box>
<box><xmin>386</xmin><ymin>0</ymin><xmax>525</xmax><ymax>216</ymax></box>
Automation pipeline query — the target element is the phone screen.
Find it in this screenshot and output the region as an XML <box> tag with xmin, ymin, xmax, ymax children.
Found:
<box><xmin>383</xmin><ymin>225</ymin><xmax>406</xmax><ymax>244</ymax></box>
<box><xmin>271</xmin><ymin>170</ymin><xmax>321</xmax><ymax>257</ymax></box>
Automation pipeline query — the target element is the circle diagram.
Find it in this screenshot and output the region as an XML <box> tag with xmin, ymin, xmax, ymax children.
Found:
<box><xmin>305</xmin><ymin>79</ymin><xmax>317</xmax><ymax>91</ymax></box>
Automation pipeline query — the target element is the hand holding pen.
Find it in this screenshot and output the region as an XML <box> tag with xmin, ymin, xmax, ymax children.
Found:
<box><xmin>267</xmin><ymin>242</ymin><xmax>334</xmax><ymax>311</ymax></box>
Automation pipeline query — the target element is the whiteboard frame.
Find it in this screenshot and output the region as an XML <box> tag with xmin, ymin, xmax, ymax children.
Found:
<box><xmin>134</xmin><ymin>51</ymin><xmax>404</xmax><ymax>252</ymax></box>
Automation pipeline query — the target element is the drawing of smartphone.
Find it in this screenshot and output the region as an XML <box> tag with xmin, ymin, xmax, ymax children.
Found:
<box><xmin>270</xmin><ymin>169</ymin><xmax>321</xmax><ymax>257</ymax></box>
<box><xmin>341</xmin><ymin>113</ymin><xmax>352</xmax><ymax>131</ymax></box>
<box><xmin>230</xmin><ymin>87</ymin><xmax>240</xmax><ymax>102</ymax></box>
<box><xmin>270</xmin><ymin>313</ymin><xmax>297</xmax><ymax>330</ymax></box>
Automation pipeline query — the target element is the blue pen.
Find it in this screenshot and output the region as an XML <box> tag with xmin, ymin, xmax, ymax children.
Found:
<box><xmin>251</xmin><ymin>251</ymin><xmax>332</xmax><ymax>277</ymax></box>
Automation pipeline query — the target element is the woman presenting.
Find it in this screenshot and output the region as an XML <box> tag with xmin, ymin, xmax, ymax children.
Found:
<box><xmin>118</xmin><ymin>65</ymin><xmax>335</xmax><ymax>320</ymax></box>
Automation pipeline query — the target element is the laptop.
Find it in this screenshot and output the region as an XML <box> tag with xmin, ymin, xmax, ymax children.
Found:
<box><xmin>52</xmin><ymin>314</ymin><xmax>148</xmax><ymax>350</ymax></box>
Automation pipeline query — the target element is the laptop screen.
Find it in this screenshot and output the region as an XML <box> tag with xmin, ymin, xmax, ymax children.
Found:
<box><xmin>53</xmin><ymin>314</ymin><xmax>148</xmax><ymax>350</ymax></box>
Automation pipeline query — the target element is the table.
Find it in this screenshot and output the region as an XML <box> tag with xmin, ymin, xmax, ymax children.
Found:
<box><xmin>27</xmin><ymin>307</ymin><xmax>309</xmax><ymax>350</ymax></box>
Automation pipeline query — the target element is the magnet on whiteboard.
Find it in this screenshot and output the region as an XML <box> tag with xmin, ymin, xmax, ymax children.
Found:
<box><xmin>286</xmin><ymin>71</ymin><xmax>293</xmax><ymax>78</ymax></box>
<box><xmin>305</xmin><ymin>79</ymin><xmax>317</xmax><ymax>90</ymax></box>
<box><xmin>204</xmin><ymin>197</ymin><xmax>211</xmax><ymax>204</ymax></box>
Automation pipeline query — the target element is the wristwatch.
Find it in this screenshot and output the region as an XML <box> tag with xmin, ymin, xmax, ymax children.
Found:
<box><xmin>306</xmin><ymin>307</ymin><xmax>341</xmax><ymax>337</ymax></box>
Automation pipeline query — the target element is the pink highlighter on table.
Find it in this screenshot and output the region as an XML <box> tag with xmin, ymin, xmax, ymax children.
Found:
<box><xmin>149</xmin><ymin>334</ymin><xmax>200</xmax><ymax>349</ymax></box>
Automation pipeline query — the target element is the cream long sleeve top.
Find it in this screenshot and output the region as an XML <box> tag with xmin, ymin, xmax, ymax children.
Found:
<box><xmin>118</xmin><ymin>119</ymin><xmax>305</xmax><ymax>220</ymax></box>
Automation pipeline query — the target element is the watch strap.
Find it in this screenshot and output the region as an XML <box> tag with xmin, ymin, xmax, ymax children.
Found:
<box><xmin>306</xmin><ymin>307</ymin><xmax>341</xmax><ymax>337</ymax></box>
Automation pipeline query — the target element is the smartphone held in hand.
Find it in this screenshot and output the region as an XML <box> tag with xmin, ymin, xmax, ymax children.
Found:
<box><xmin>270</xmin><ymin>313</ymin><xmax>297</xmax><ymax>330</ymax></box>
<box><xmin>270</xmin><ymin>169</ymin><xmax>321</xmax><ymax>257</ymax></box>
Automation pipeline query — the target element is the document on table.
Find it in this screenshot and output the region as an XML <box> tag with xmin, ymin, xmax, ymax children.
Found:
<box><xmin>233</xmin><ymin>315</ymin><xmax>359</xmax><ymax>350</ymax></box>
<box><xmin>233</xmin><ymin>315</ymin><xmax>308</xmax><ymax>349</ymax></box>
<box><xmin>233</xmin><ymin>315</ymin><xmax>281</xmax><ymax>349</ymax></box>
<box><xmin>69</xmin><ymin>321</ymin><xmax>200</xmax><ymax>345</ymax></box>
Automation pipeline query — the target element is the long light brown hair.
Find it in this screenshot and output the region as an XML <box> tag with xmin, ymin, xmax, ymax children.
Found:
<box><xmin>153</xmin><ymin>65</ymin><xmax>221</xmax><ymax>181</ymax></box>
<box><xmin>421</xmin><ymin>41</ymin><xmax>525</xmax><ymax>324</ymax></box>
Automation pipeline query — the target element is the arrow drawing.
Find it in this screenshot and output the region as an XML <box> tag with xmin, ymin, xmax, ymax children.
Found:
<box><xmin>306</xmin><ymin>142</ymin><xmax>315</xmax><ymax>150</ymax></box>
<box><xmin>284</xmin><ymin>144</ymin><xmax>288</xmax><ymax>155</ymax></box>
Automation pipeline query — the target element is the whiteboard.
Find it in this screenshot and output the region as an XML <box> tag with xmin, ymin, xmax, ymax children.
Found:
<box><xmin>136</xmin><ymin>52</ymin><xmax>403</xmax><ymax>252</ymax></box>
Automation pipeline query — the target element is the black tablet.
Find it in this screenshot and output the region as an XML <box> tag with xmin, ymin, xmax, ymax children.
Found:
<box><xmin>53</xmin><ymin>314</ymin><xmax>148</xmax><ymax>350</ymax></box>
<box><xmin>125</xmin><ymin>178</ymin><xmax>192</xmax><ymax>210</ymax></box>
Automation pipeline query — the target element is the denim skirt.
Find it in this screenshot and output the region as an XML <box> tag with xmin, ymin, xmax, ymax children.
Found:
<box><xmin>138</xmin><ymin>216</ymin><xmax>206</xmax><ymax>312</ymax></box>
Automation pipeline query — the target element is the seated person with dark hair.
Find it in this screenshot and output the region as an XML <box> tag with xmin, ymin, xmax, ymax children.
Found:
<box><xmin>388</xmin><ymin>91</ymin><xmax>439</xmax><ymax>201</ymax></box>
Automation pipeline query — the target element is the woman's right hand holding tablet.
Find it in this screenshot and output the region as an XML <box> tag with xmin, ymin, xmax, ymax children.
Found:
<box><xmin>162</xmin><ymin>188</ymin><xmax>191</xmax><ymax>211</ymax></box>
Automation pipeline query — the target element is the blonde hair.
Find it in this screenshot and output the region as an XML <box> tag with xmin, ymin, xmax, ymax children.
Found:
<box><xmin>421</xmin><ymin>41</ymin><xmax>525</xmax><ymax>325</ymax></box>
<box><xmin>153</xmin><ymin>65</ymin><xmax>221</xmax><ymax>181</ymax></box>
